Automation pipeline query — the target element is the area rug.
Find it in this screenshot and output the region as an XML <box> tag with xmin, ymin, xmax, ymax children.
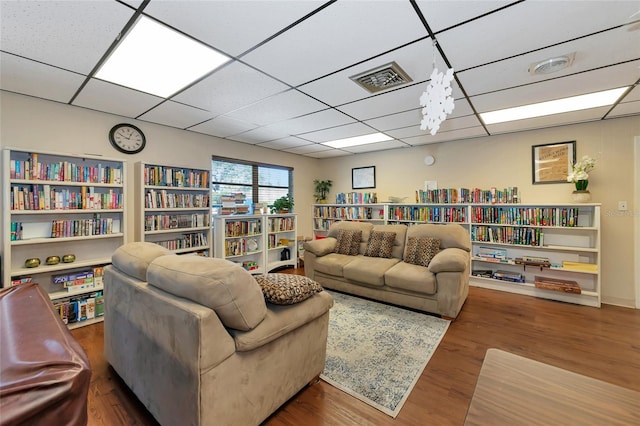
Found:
<box><xmin>320</xmin><ymin>291</ymin><xmax>450</xmax><ymax>418</ymax></box>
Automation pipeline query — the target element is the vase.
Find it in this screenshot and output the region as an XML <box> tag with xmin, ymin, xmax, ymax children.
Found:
<box><xmin>575</xmin><ymin>179</ymin><xmax>589</xmax><ymax>191</ymax></box>
<box><xmin>571</xmin><ymin>190</ymin><xmax>591</xmax><ymax>203</ymax></box>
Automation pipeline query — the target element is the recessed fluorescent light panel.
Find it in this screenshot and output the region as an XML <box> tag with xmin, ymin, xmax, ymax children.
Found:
<box><xmin>480</xmin><ymin>87</ymin><xmax>628</xmax><ymax>125</ymax></box>
<box><xmin>96</xmin><ymin>16</ymin><xmax>230</xmax><ymax>97</ymax></box>
<box><xmin>322</xmin><ymin>133</ymin><xmax>393</xmax><ymax>149</ymax></box>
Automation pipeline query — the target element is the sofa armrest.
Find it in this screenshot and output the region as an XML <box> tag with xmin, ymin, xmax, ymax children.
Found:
<box><xmin>304</xmin><ymin>238</ymin><xmax>336</xmax><ymax>257</ymax></box>
<box><xmin>428</xmin><ymin>247</ymin><xmax>469</xmax><ymax>273</ymax></box>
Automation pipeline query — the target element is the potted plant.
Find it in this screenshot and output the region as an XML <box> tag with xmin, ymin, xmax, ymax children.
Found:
<box><xmin>270</xmin><ymin>194</ymin><xmax>294</xmax><ymax>213</ymax></box>
<box><xmin>314</xmin><ymin>179</ymin><xmax>333</xmax><ymax>203</ymax></box>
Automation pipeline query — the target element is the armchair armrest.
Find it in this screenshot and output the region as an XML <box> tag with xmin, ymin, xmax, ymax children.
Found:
<box><xmin>303</xmin><ymin>238</ymin><xmax>336</xmax><ymax>257</ymax></box>
<box><xmin>428</xmin><ymin>247</ymin><xmax>469</xmax><ymax>273</ymax></box>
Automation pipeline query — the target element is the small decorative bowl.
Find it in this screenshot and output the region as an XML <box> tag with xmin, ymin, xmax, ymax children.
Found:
<box><xmin>25</xmin><ymin>258</ymin><xmax>41</xmax><ymax>268</ymax></box>
<box><xmin>62</xmin><ymin>254</ymin><xmax>76</xmax><ymax>263</ymax></box>
<box><xmin>46</xmin><ymin>255</ymin><xmax>61</xmax><ymax>265</ymax></box>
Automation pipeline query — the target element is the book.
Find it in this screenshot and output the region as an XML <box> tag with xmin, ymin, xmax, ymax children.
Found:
<box><xmin>534</xmin><ymin>276</ymin><xmax>581</xmax><ymax>294</ymax></box>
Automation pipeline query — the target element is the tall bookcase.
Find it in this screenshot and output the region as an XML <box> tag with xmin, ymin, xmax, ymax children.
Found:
<box><xmin>2</xmin><ymin>148</ymin><xmax>127</xmax><ymax>328</ymax></box>
<box><xmin>214</xmin><ymin>214</ymin><xmax>297</xmax><ymax>274</ymax></box>
<box><xmin>136</xmin><ymin>162</ymin><xmax>212</xmax><ymax>256</ymax></box>
<box><xmin>311</xmin><ymin>202</ymin><xmax>601</xmax><ymax>307</ymax></box>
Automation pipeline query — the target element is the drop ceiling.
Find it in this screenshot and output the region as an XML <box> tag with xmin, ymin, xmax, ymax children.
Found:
<box><xmin>1</xmin><ymin>0</ymin><xmax>639</xmax><ymax>158</ymax></box>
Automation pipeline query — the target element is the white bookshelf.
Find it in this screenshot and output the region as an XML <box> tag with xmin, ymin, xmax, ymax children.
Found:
<box><xmin>2</xmin><ymin>148</ymin><xmax>125</xmax><ymax>327</ymax></box>
<box><xmin>136</xmin><ymin>162</ymin><xmax>212</xmax><ymax>256</ymax></box>
<box><xmin>266</xmin><ymin>214</ymin><xmax>297</xmax><ymax>271</ymax></box>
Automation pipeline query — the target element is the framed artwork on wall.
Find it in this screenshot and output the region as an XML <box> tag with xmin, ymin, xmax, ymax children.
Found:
<box><xmin>532</xmin><ymin>141</ymin><xmax>576</xmax><ymax>184</ymax></box>
<box><xmin>352</xmin><ymin>166</ymin><xmax>376</xmax><ymax>189</ymax></box>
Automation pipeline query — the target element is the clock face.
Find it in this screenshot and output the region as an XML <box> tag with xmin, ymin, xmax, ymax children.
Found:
<box><xmin>109</xmin><ymin>123</ymin><xmax>146</xmax><ymax>154</ymax></box>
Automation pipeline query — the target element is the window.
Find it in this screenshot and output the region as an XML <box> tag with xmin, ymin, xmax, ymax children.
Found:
<box><xmin>211</xmin><ymin>157</ymin><xmax>292</xmax><ymax>214</ymax></box>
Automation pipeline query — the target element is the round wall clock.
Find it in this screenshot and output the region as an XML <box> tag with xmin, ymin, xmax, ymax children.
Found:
<box><xmin>109</xmin><ymin>123</ymin><xmax>146</xmax><ymax>154</ymax></box>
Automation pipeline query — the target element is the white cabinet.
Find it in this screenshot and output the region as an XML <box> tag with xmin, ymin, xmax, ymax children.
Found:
<box><xmin>468</xmin><ymin>204</ymin><xmax>601</xmax><ymax>307</ymax></box>
<box><xmin>136</xmin><ymin>162</ymin><xmax>211</xmax><ymax>256</ymax></box>
<box><xmin>214</xmin><ymin>214</ymin><xmax>297</xmax><ymax>274</ymax></box>
<box><xmin>2</xmin><ymin>148</ymin><xmax>126</xmax><ymax>328</ymax></box>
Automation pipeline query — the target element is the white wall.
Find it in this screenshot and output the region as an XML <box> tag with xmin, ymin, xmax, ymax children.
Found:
<box><xmin>320</xmin><ymin>116</ymin><xmax>640</xmax><ymax>308</ymax></box>
<box><xmin>1</xmin><ymin>91</ymin><xmax>638</xmax><ymax>307</ymax></box>
<box><xmin>0</xmin><ymin>92</ymin><xmax>321</xmax><ymax>239</ymax></box>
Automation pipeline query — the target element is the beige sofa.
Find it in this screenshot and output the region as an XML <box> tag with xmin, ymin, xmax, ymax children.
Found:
<box><xmin>304</xmin><ymin>222</ymin><xmax>470</xmax><ymax>318</ymax></box>
<box><xmin>104</xmin><ymin>242</ymin><xmax>333</xmax><ymax>426</ymax></box>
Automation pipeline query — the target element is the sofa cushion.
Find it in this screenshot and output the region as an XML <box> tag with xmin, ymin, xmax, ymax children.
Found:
<box><xmin>147</xmin><ymin>255</ymin><xmax>266</xmax><ymax>331</ymax></box>
<box><xmin>343</xmin><ymin>256</ymin><xmax>401</xmax><ymax>287</ymax></box>
<box><xmin>111</xmin><ymin>242</ymin><xmax>173</xmax><ymax>281</ymax></box>
<box><xmin>255</xmin><ymin>274</ymin><xmax>323</xmax><ymax>305</ymax></box>
<box><xmin>385</xmin><ymin>262</ymin><xmax>437</xmax><ymax>295</ymax></box>
<box><xmin>406</xmin><ymin>223</ymin><xmax>470</xmax><ymax>251</ymax></box>
<box><xmin>364</xmin><ymin>230</ymin><xmax>396</xmax><ymax>258</ymax></box>
<box><xmin>327</xmin><ymin>221</ymin><xmax>373</xmax><ymax>254</ymax></box>
<box><xmin>303</xmin><ymin>237</ymin><xmax>336</xmax><ymax>256</ymax></box>
<box><xmin>404</xmin><ymin>236</ymin><xmax>440</xmax><ymax>267</ymax></box>
<box><xmin>314</xmin><ymin>253</ymin><xmax>358</xmax><ymax>277</ymax></box>
<box><xmin>371</xmin><ymin>224</ymin><xmax>408</xmax><ymax>259</ymax></box>
<box><xmin>334</xmin><ymin>229</ymin><xmax>361</xmax><ymax>255</ymax></box>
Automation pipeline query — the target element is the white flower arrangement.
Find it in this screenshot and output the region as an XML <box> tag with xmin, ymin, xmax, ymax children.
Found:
<box><xmin>567</xmin><ymin>155</ymin><xmax>597</xmax><ymax>183</ymax></box>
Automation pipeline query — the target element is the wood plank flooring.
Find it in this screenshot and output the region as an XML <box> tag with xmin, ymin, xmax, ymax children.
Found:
<box><xmin>71</xmin><ymin>268</ymin><xmax>640</xmax><ymax>425</ymax></box>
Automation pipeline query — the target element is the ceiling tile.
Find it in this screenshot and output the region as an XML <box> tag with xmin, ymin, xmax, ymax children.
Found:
<box><xmin>227</xmin><ymin>126</ymin><xmax>290</xmax><ymax>144</ymax></box>
<box><xmin>298</xmin><ymin>38</ymin><xmax>444</xmax><ymax>106</ymax></box>
<box><xmin>138</xmin><ymin>101</ymin><xmax>214</xmax><ymax>129</ymax></box>
<box><xmin>189</xmin><ymin>115</ymin><xmax>258</xmax><ymax>138</ymax></box>
<box><xmin>470</xmin><ymin>60</ymin><xmax>640</xmax><ymax>113</ymax></box>
<box><xmin>387</xmin><ymin>114</ymin><xmax>484</xmax><ymax>139</ymax></box>
<box><xmin>298</xmin><ymin>122</ymin><xmax>378</xmax><ymax>143</ymax></box>
<box><xmin>401</xmin><ymin>126</ymin><xmax>488</xmax><ymax>146</ymax></box>
<box><xmin>143</xmin><ymin>1</ymin><xmax>325</xmax><ymax>56</ymax></box>
<box><xmin>0</xmin><ymin>53</ymin><xmax>85</xmax><ymax>103</ymax></box>
<box><xmin>303</xmin><ymin>149</ymin><xmax>352</xmax><ymax>158</ymax></box>
<box><xmin>283</xmin><ymin>143</ymin><xmax>333</xmax><ymax>155</ymax></box>
<box><xmin>415</xmin><ymin>1</ymin><xmax>512</xmax><ymax>33</ymax></box>
<box><xmin>0</xmin><ymin>1</ymin><xmax>133</xmax><ymax>74</ymax></box>
<box><xmin>257</xmin><ymin>137</ymin><xmax>311</xmax><ymax>150</ymax></box>
<box><xmin>437</xmin><ymin>1</ymin><xmax>640</xmax><ymax>71</ymax></box>
<box><xmin>241</xmin><ymin>1</ymin><xmax>429</xmax><ymax>86</ymax></box>
<box><xmin>72</xmin><ymin>79</ymin><xmax>162</xmax><ymax>118</ymax></box>
<box><xmin>261</xmin><ymin>109</ymin><xmax>355</xmax><ymax>135</ymax></box>
<box><xmin>608</xmin><ymin>100</ymin><xmax>640</xmax><ymax>118</ymax></box>
<box><xmin>172</xmin><ymin>61</ymin><xmax>289</xmax><ymax>116</ymax></box>
<box><xmin>222</xmin><ymin>89</ymin><xmax>327</xmax><ymax>126</ymax></box>
<box><xmin>457</xmin><ymin>25</ymin><xmax>640</xmax><ymax>97</ymax></box>
<box><xmin>365</xmin><ymin>109</ymin><xmax>422</xmax><ymax>132</ymax></box>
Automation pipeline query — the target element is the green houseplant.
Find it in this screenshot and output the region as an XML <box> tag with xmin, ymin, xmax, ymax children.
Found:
<box><xmin>270</xmin><ymin>194</ymin><xmax>294</xmax><ymax>213</ymax></box>
<box><xmin>313</xmin><ymin>179</ymin><xmax>333</xmax><ymax>203</ymax></box>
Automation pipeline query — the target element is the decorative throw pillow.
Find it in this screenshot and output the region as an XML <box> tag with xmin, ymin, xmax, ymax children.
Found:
<box><xmin>403</xmin><ymin>236</ymin><xmax>441</xmax><ymax>267</ymax></box>
<box><xmin>334</xmin><ymin>229</ymin><xmax>362</xmax><ymax>255</ymax></box>
<box><xmin>255</xmin><ymin>274</ymin><xmax>323</xmax><ymax>305</ymax></box>
<box><xmin>364</xmin><ymin>231</ymin><xmax>396</xmax><ymax>258</ymax></box>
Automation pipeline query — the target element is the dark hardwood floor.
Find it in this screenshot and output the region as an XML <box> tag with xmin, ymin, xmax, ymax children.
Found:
<box><xmin>71</xmin><ymin>268</ymin><xmax>640</xmax><ymax>425</ymax></box>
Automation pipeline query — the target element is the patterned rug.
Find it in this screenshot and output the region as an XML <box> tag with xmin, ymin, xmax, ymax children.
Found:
<box><xmin>321</xmin><ymin>291</ymin><xmax>450</xmax><ymax>418</ymax></box>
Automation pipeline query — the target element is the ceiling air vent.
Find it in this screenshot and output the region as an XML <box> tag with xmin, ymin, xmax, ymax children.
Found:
<box><xmin>350</xmin><ymin>62</ymin><xmax>413</xmax><ymax>93</ymax></box>
<box><xmin>529</xmin><ymin>53</ymin><xmax>575</xmax><ymax>75</ymax></box>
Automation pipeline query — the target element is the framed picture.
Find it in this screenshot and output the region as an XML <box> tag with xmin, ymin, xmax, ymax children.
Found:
<box><xmin>532</xmin><ymin>141</ymin><xmax>576</xmax><ymax>184</ymax></box>
<box><xmin>352</xmin><ymin>166</ymin><xmax>376</xmax><ymax>189</ymax></box>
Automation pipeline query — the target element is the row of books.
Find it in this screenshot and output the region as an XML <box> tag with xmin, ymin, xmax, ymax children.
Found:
<box><xmin>471</xmin><ymin>207</ymin><xmax>581</xmax><ymax>227</ymax></box>
<box><xmin>335</xmin><ymin>192</ymin><xmax>378</xmax><ymax>204</ymax></box>
<box><xmin>472</xmin><ymin>269</ymin><xmax>525</xmax><ymax>283</ymax></box>
<box><xmin>11</xmin><ymin>217</ymin><xmax>120</xmax><ymax>240</ymax></box>
<box><xmin>11</xmin><ymin>153</ymin><xmax>122</xmax><ymax>184</ymax></box>
<box><xmin>219</xmin><ymin>193</ymin><xmax>249</xmax><ymax>215</ymax></box>
<box><xmin>52</xmin><ymin>291</ymin><xmax>104</xmax><ymax>324</ymax></box>
<box><xmin>416</xmin><ymin>187</ymin><xmax>520</xmax><ymax>204</ymax></box>
<box><xmin>388</xmin><ymin>206</ymin><xmax>467</xmax><ymax>223</ymax></box>
<box><xmin>268</xmin><ymin>217</ymin><xmax>295</xmax><ymax>232</ymax></box>
<box><xmin>471</xmin><ymin>225</ymin><xmax>544</xmax><ymax>246</ymax></box>
<box><xmin>224</xmin><ymin>238</ymin><xmax>260</xmax><ymax>256</ymax></box>
<box><xmin>145</xmin><ymin>190</ymin><xmax>209</xmax><ymax>209</ymax></box>
<box><xmin>11</xmin><ymin>185</ymin><xmax>123</xmax><ymax>210</ymax></box>
<box><xmin>154</xmin><ymin>232</ymin><xmax>208</xmax><ymax>250</ymax></box>
<box><xmin>52</xmin><ymin>266</ymin><xmax>104</xmax><ymax>292</ymax></box>
<box><xmin>144</xmin><ymin>213</ymin><xmax>209</xmax><ymax>231</ymax></box>
<box><xmin>223</xmin><ymin>220</ymin><xmax>262</xmax><ymax>237</ymax></box>
<box><xmin>268</xmin><ymin>234</ymin><xmax>290</xmax><ymax>249</ymax></box>
<box><xmin>313</xmin><ymin>206</ymin><xmax>382</xmax><ymax>220</ymax></box>
<box><xmin>144</xmin><ymin>166</ymin><xmax>208</xmax><ymax>188</ymax></box>
<box><xmin>313</xmin><ymin>218</ymin><xmax>340</xmax><ymax>231</ymax></box>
